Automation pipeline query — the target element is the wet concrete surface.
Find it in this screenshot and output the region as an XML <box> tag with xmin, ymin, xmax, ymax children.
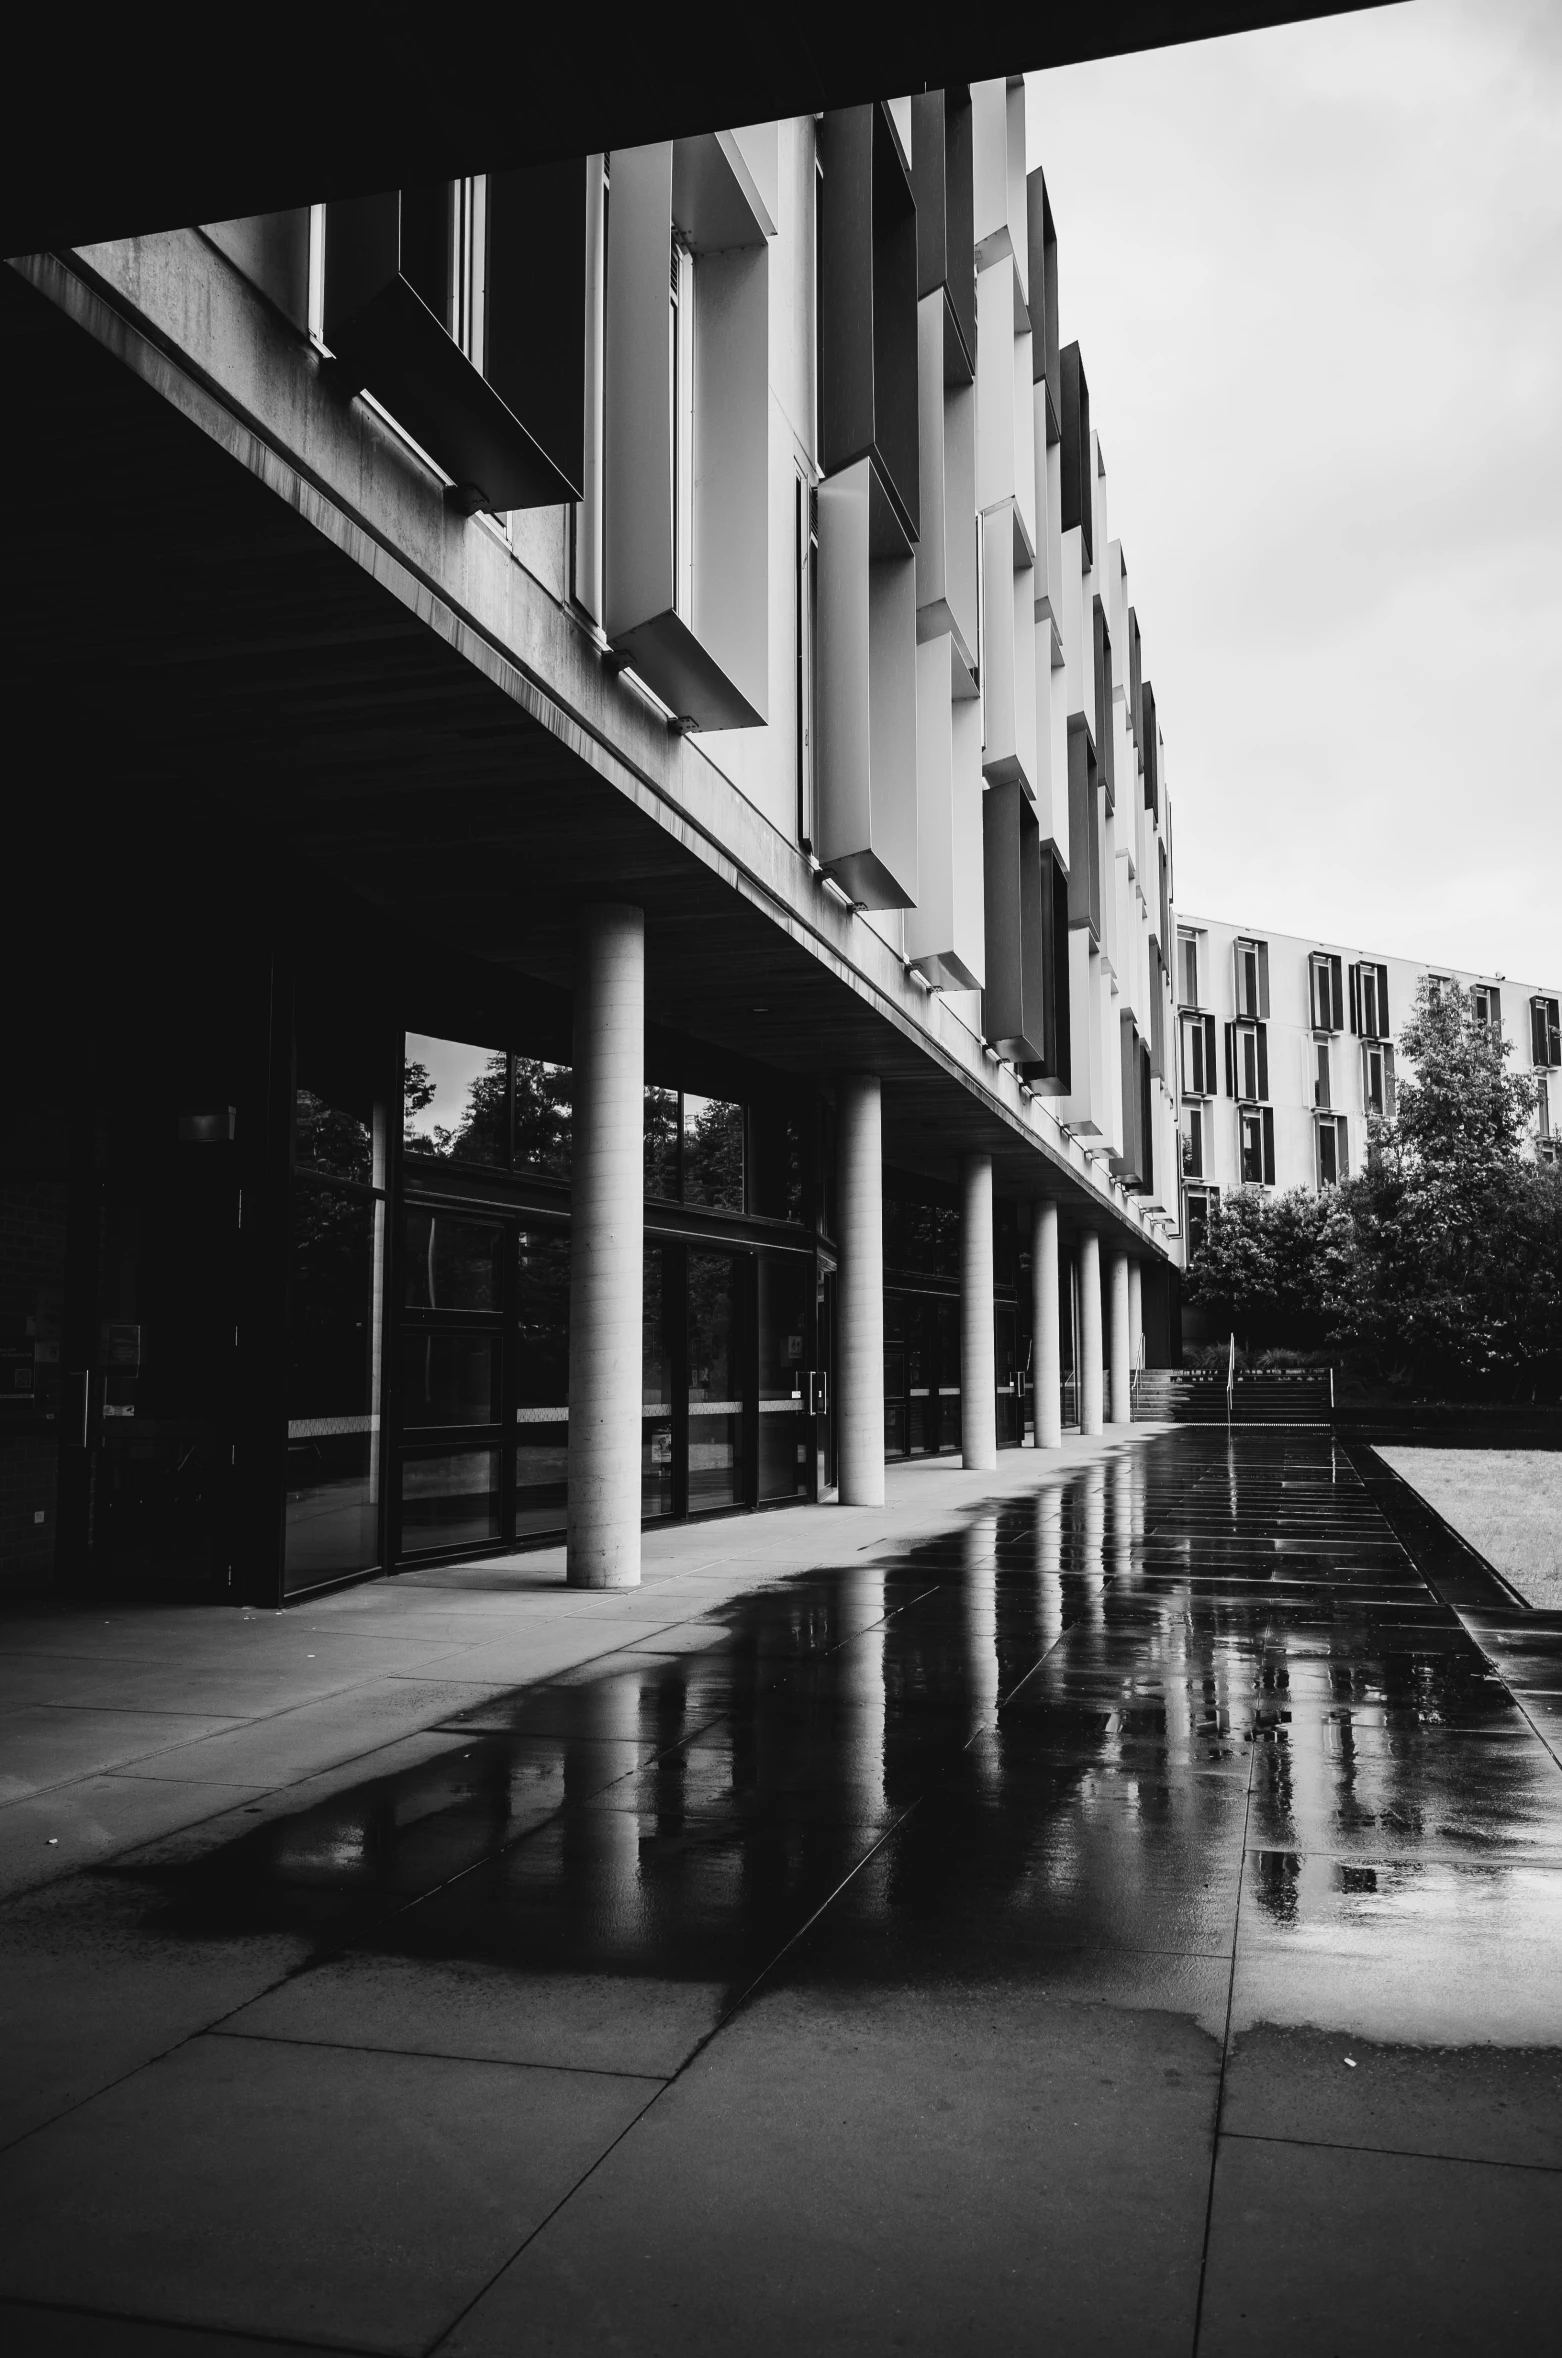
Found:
<box><xmin>1</xmin><ymin>1430</ymin><xmax>1559</xmax><ymax>2353</ymax></box>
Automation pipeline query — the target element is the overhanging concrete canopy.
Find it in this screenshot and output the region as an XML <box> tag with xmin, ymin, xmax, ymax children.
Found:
<box><xmin>4</xmin><ymin>4</ymin><xmax>1394</xmax><ymax>259</ymax></box>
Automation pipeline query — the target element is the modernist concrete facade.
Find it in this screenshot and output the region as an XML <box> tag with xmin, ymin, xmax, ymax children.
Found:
<box><xmin>2</xmin><ymin>85</ymin><xmax>1185</xmax><ymax>1604</ymax></box>
<box><xmin>1176</xmin><ymin>914</ymin><xmax>1562</xmax><ymax>1241</ymax></box>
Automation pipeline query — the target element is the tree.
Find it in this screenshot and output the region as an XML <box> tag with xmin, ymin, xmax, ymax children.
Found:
<box><xmin>1183</xmin><ymin>1184</ymin><xmax>1345</xmax><ymax>1351</ymax></box>
<box><xmin>1332</xmin><ymin>978</ymin><xmax>1560</xmax><ymax>1396</ymax></box>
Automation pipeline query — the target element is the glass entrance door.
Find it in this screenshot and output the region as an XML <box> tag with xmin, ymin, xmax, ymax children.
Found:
<box><xmin>686</xmin><ymin>1249</ymin><xmax>744</xmax><ymax>1512</ymax></box>
<box><xmin>757</xmin><ymin>1254</ymin><xmax>808</xmax><ymax>1501</ymax></box>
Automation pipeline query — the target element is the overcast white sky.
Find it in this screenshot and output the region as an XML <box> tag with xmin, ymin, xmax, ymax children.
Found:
<box><xmin>1026</xmin><ymin>0</ymin><xmax>1561</xmax><ymax>988</ymax></box>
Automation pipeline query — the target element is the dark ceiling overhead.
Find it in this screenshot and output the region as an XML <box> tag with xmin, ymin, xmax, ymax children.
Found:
<box><xmin>7</xmin><ymin>3</ymin><xmax>1391</xmax><ymax>260</ymax></box>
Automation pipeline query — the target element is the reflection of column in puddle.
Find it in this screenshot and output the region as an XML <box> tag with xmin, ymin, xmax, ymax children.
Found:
<box><xmin>1081</xmin><ymin>1462</ymin><xmax>1107</xmax><ymax>1622</ymax></box>
<box><xmin>837</xmin><ymin>1562</ymin><xmax>886</xmax><ymax>1823</ymax></box>
<box><xmin>563</xmin><ymin>1665</ymin><xmax>654</xmax><ymax>1958</ymax></box>
<box><xmin>963</xmin><ymin>1516</ymin><xmax>1000</xmax><ymax>1787</ymax></box>
<box><xmin>1034</xmin><ymin>1493</ymin><xmax>1064</xmax><ymax>1650</ymax></box>
<box><xmin>1110</xmin><ymin>1449</ymin><xmax>1135</xmax><ymax>1585</ymax></box>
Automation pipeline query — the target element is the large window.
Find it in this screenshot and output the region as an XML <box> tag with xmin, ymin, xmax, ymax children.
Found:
<box><xmin>404</xmin><ymin>1037</ymin><xmax>510</xmax><ymax>1171</ymax></box>
<box><xmin>1185</xmin><ymin>1185</ymin><xmax>1219</xmax><ymax>1258</ymax></box>
<box><xmin>1235</xmin><ymin>936</ymin><xmax>1269</xmax><ymax>1020</ymax></box>
<box><xmin>1180</xmin><ymin>1104</ymin><xmax>1204</xmax><ymax>1179</ymax></box>
<box><xmin>1362</xmin><ymin>1042</ymin><xmax>1396</xmax><ymax>1119</ymax></box>
<box><xmin>1225</xmin><ymin>1019</ymin><xmax>1269</xmax><ymax>1104</ymax></box>
<box><xmin>1180</xmin><ymin>1011</ymin><xmax>1217</xmax><ymax>1098</ymax></box>
<box><xmin>1177</xmin><ymin>929</ymin><xmax>1200</xmax><ymax>1009</ymax></box>
<box><xmin>284</xmin><ymin>1006</ymin><xmax>387</xmax><ymax>1595</ymax></box>
<box><xmin>1532</xmin><ymin>996</ymin><xmax>1561</xmax><ymax>1070</ymax></box>
<box><xmin>644</xmin><ymin>1087</ymin><xmax>745</xmax><ymax>1210</ymax></box>
<box><xmin>1310</xmin><ymin>951</ymin><xmax>1345</xmax><ymax>1034</ymax></box>
<box><xmin>1239</xmin><ymin>1107</ymin><xmax>1275</xmax><ymax>1187</ymax></box>
<box><xmin>1352</xmin><ymin>962</ymin><xmax>1390</xmax><ymax>1041</ymax></box>
<box><xmin>1317</xmin><ymin>1115</ymin><xmax>1349</xmax><ymax>1189</ymax></box>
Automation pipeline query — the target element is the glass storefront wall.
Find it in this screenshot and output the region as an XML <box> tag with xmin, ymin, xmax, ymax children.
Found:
<box><xmin>882</xmin><ymin>1176</ymin><xmax>1021</xmax><ymax>1464</ymax></box>
<box><xmin>392</xmin><ymin>1035</ymin><xmax>820</xmax><ymax>1561</ymax></box>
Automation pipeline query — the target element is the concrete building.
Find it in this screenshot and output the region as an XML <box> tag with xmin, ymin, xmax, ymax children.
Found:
<box><xmin>2</xmin><ymin>85</ymin><xmax>1185</xmax><ymax>1605</ymax></box>
<box><xmin>1176</xmin><ymin>915</ymin><xmax>1562</xmax><ymax>1245</ymax></box>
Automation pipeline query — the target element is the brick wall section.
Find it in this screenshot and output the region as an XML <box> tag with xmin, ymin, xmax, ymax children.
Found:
<box><xmin>0</xmin><ymin>1178</ymin><xmax>67</xmax><ymax>1588</ymax></box>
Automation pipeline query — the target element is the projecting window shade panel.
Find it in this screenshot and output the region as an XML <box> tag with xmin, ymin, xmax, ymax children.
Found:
<box><xmin>1059</xmin><ymin>342</ymin><xmax>1092</xmax><ymax>564</ymax></box>
<box><xmin>1127</xmin><ymin>610</ymin><xmax>1143</xmax><ymax>759</ymax></box>
<box><xmin>1142</xmin><ymin>683</ymin><xmax>1159</xmax><ymax>817</ymax></box>
<box><xmin>1118</xmin><ymin>1014</ymin><xmax>1140</xmax><ymax>1184</ymax></box>
<box><xmin>816</xmin><ymin>457</ymin><xmax>918</xmax><ymax>909</ymax></box>
<box><xmin>603</xmin><ymin>141</ymin><xmax>769</xmax><ymax>728</ymax></box>
<box><xmin>1256</xmin><ymin>1024</ymin><xmax>1269</xmax><ymax>1103</ymax></box>
<box><xmin>1093</xmin><ymin>605</ymin><xmax>1114</xmax><ymax>813</ymax></box>
<box><xmin>1065</xmin><ymin>730</ymin><xmax>1097</xmax><ymax>939</ymax></box>
<box><xmin>981</xmin><ymin>778</ymin><xmax>1046</xmax><ymax>1061</ymax></box>
<box><xmin>910</xmin><ymin>87</ymin><xmax>974</xmax><ymax>373</ymax></box>
<box><xmin>1257</xmin><ymin>943</ymin><xmax>1271</xmax><ymax>1020</ymax></box>
<box><xmin>1224</xmin><ymin>1022</ymin><xmax>1236</xmax><ymax>1100</ymax></box>
<box><xmin>905</xmin><ymin>635</ymin><xmax>984</xmax><ymax>989</ymax></box>
<box><xmin>323</xmin><ymin>190</ymin><xmax>581</xmax><ymax>512</ymax></box>
<box><xmin>1025</xmin><ymin>165</ymin><xmax>1060</xmax><ymax>439</ymax></box>
<box><xmin>818</xmin><ymin>105</ymin><xmax>920</xmax><ymax>542</ymax></box>
<box><xmin>1262</xmin><ymin>1109</ymin><xmax>1276</xmax><ymax>1187</ymax></box>
<box><xmin>1204</xmin><ymin>1014</ymin><xmax>1218</xmax><ymax>1088</ymax></box>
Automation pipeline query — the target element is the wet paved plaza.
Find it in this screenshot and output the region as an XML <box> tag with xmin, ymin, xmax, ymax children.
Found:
<box><xmin>2</xmin><ymin>1430</ymin><xmax>1560</xmax><ymax>2354</ymax></box>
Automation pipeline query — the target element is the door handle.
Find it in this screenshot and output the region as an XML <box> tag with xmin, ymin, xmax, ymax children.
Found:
<box><xmin>807</xmin><ymin>1371</ymin><xmax>828</xmax><ymax>1417</ymax></box>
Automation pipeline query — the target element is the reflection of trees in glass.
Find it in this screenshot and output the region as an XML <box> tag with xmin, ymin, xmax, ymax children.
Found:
<box><xmin>684</xmin><ymin>1097</ymin><xmax>745</xmax><ymax>1211</ymax></box>
<box><xmin>884</xmin><ymin>1194</ymin><xmax>959</xmax><ymax>1279</ymax></box>
<box><xmin>403</xmin><ymin>1051</ymin><xmax>508</xmax><ymax>1166</ymax></box>
<box><xmin>295</xmin><ymin>1090</ymin><xmax>373</xmax><ymax>1184</ymax></box>
<box><xmin>514</xmin><ymin>1059</ymin><xmax>572</xmax><ymax>1179</ymax></box>
<box><xmin>645</xmin><ymin>1087</ymin><xmax>679</xmax><ymax>1198</ymax></box>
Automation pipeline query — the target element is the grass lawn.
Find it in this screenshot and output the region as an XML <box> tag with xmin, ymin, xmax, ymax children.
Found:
<box><xmin>1377</xmin><ymin>1447</ymin><xmax>1562</xmax><ymax>1610</ymax></box>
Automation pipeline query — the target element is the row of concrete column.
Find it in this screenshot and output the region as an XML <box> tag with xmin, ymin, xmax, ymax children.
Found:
<box><xmin>565</xmin><ymin>908</ymin><xmax>1146</xmax><ymax>1588</ymax></box>
<box><xmin>837</xmin><ymin>1074</ymin><xmax>1142</xmax><ymax>1504</ymax></box>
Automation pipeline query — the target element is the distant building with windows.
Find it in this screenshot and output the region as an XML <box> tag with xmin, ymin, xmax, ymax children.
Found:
<box><xmin>1175</xmin><ymin>916</ymin><xmax>1561</xmax><ymax>1246</ymax></box>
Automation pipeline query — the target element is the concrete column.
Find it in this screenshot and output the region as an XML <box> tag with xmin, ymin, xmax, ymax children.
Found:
<box><xmin>1109</xmin><ymin>1248</ymin><xmax>1132</xmax><ymax>1425</ymax></box>
<box><xmin>837</xmin><ymin>1073</ymin><xmax>885</xmax><ymax>1506</ymax></box>
<box><xmin>1128</xmin><ymin>1261</ymin><xmax>1143</xmax><ymax>1375</ymax></box>
<box><xmin>1031</xmin><ymin>1199</ymin><xmax>1062</xmax><ymax>1449</ymax></box>
<box><xmin>961</xmin><ymin>1153</ymin><xmax>997</xmax><ymax>1471</ymax></box>
<box><xmin>566</xmin><ymin>904</ymin><xmax>644</xmax><ymax>1589</ymax></box>
<box><xmin>1079</xmin><ymin>1228</ymin><xmax>1104</xmax><ymax>1437</ymax></box>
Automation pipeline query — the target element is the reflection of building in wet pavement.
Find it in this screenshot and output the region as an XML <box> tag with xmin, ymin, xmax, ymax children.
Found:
<box><xmin>7</xmin><ymin>1426</ymin><xmax>1561</xmax><ymax>2349</ymax></box>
